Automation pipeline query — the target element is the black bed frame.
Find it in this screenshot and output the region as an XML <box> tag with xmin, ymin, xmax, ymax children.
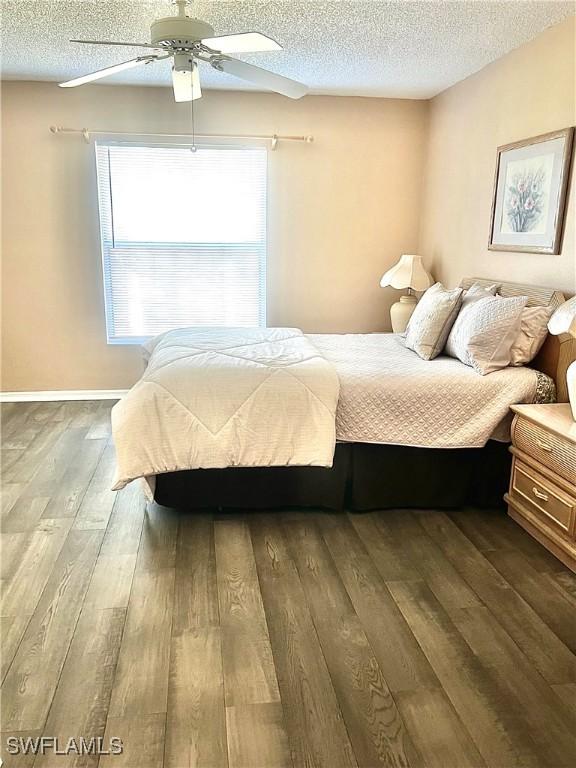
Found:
<box><xmin>154</xmin><ymin>440</ymin><xmax>511</xmax><ymax>511</ymax></box>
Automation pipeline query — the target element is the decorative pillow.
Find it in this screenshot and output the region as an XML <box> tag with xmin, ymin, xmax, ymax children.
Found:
<box><xmin>464</xmin><ymin>282</ymin><xmax>499</xmax><ymax>299</ymax></box>
<box><xmin>444</xmin><ymin>282</ymin><xmax>498</xmax><ymax>357</ymax></box>
<box><xmin>445</xmin><ymin>294</ymin><xmax>528</xmax><ymax>374</ymax></box>
<box><xmin>510</xmin><ymin>305</ymin><xmax>553</xmax><ymax>366</ymax></box>
<box><xmin>404</xmin><ymin>282</ymin><xmax>463</xmax><ymax>360</ymax></box>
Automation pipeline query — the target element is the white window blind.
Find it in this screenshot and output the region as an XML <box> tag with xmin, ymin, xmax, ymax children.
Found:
<box><xmin>95</xmin><ymin>142</ymin><xmax>267</xmax><ymax>344</ymax></box>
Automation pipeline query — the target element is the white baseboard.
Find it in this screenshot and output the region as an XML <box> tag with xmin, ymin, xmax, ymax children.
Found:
<box><xmin>0</xmin><ymin>389</ymin><xmax>128</xmax><ymax>403</ymax></box>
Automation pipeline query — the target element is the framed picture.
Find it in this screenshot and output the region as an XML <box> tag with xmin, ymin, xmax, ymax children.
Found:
<box><xmin>488</xmin><ymin>127</ymin><xmax>574</xmax><ymax>254</ymax></box>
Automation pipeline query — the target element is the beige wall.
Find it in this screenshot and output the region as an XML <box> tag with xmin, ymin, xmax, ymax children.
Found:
<box><xmin>2</xmin><ymin>16</ymin><xmax>575</xmax><ymax>393</ymax></box>
<box><xmin>419</xmin><ymin>16</ymin><xmax>576</xmax><ymax>295</ymax></box>
<box><xmin>1</xmin><ymin>82</ymin><xmax>428</xmax><ymax>391</ymax></box>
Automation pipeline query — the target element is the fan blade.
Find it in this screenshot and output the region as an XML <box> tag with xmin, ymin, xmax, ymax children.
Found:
<box><xmin>211</xmin><ymin>57</ymin><xmax>307</xmax><ymax>99</ymax></box>
<box><xmin>71</xmin><ymin>39</ymin><xmax>161</xmax><ymax>49</ymax></box>
<box><xmin>201</xmin><ymin>31</ymin><xmax>281</xmax><ymax>53</ymax></box>
<box><xmin>59</xmin><ymin>56</ymin><xmax>159</xmax><ymax>88</ymax></box>
<box><xmin>172</xmin><ymin>64</ymin><xmax>202</xmax><ymax>102</ymax></box>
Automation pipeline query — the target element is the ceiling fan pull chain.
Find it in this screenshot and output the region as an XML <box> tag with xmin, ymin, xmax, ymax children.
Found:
<box><xmin>190</xmin><ymin>81</ymin><xmax>196</xmax><ymax>152</ymax></box>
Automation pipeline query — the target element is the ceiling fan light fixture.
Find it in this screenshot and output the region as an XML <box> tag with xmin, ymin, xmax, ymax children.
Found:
<box><xmin>172</xmin><ymin>55</ymin><xmax>201</xmax><ymax>101</ymax></box>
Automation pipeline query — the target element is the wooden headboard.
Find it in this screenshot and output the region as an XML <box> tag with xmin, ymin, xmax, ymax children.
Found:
<box><xmin>460</xmin><ymin>277</ymin><xmax>574</xmax><ymax>402</ymax></box>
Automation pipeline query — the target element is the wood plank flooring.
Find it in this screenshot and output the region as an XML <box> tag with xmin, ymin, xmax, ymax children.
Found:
<box><xmin>1</xmin><ymin>401</ymin><xmax>575</xmax><ymax>768</ymax></box>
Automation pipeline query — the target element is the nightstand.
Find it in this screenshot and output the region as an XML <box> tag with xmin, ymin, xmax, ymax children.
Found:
<box><xmin>506</xmin><ymin>403</ymin><xmax>576</xmax><ymax>572</ymax></box>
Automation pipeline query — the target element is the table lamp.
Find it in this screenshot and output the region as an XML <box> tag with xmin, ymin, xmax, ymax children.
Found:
<box><xmin>548</xmin><ymin>296</ymin><xmax>576</xmax><ymax>420</ymax></box>
<box><xmin>380</xmin><ymin>254</ymin><xmax>432</xmax><ymax>332</ymax></box>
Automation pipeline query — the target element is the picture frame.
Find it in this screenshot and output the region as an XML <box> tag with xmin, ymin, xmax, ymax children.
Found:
<box><xmin>488</xmin><ymin>127</ymin><xmax>574</xmax><ymax>254</ymax></box>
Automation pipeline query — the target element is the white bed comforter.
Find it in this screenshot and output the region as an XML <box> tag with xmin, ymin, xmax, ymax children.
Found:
<box><xmin>111</xmin><ymin>327</ymin><xmax>340</xmax><ymax>490</ymax></box>
<box><xmin>310</xmin><ymin>333</ymin><xmax>552</xmax><ymax>448</ymax></box>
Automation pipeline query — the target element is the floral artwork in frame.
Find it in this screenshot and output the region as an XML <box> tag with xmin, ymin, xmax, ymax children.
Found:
<box><xmin>488</xmin><ymin>128</ymin><xmax>574</xmax><ymax>254</ymax></box>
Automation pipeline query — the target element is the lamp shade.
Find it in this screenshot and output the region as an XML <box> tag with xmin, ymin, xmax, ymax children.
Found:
<box><xmin>548</xmin><ymin>296</ymin><xmax>576</xmax><ymax>338</ymax></box>
<box><xmin>380</xmin><ymin>254</ymin><xmax>432</xmax><ymax>291</ymax></box>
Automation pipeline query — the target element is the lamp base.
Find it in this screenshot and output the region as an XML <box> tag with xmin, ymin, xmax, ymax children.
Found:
<box><xmin>567</xmin><ymin>360</ymin><xmax>576</xmax><ymax>421</ymax></box>
<box><xmin>390</xmin><ymin>294</ymin><xmax>417</xmax><ymax>333</ymax></box>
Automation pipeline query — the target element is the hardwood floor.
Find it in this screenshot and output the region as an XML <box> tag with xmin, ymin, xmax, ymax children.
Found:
<box><xmin>1</xmin><ymin>401</ymin><xmax>575</xmax><ymax>767</ymax></box>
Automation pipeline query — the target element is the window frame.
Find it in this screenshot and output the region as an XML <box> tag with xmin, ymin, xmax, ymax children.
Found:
<box><xmin>94</xmin><ymin>138</ymin><xmax>268</xmax><ymax>345</ymax></box>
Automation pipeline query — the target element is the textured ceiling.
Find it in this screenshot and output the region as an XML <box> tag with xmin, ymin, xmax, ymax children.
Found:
<box><xmin>1</xmin><ymin>1</ymin><xmax>574</xmax><ymax>98</ymax></box>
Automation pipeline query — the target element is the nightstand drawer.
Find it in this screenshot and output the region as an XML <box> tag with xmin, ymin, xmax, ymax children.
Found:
<box><xmin>512</xmin><ymin>416</ymin><xmax>576</xmax><ymax>486</ymax></box>
<box><xmin>511</xmin><ymin>460</ymin><xmax>575</xmax><ymax>533</ymax></box>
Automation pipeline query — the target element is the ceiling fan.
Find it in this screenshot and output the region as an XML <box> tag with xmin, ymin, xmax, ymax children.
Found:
<box><xmin>59</xmin><ymin>0</ymin><xmax>308</xmax><ymax>101</ymax></box>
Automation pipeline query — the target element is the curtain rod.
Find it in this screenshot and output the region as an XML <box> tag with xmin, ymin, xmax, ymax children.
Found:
<box><xmin>49</xmin><ymin>125</ymin><xmax>313</xmax><ymax>150</ymax></box>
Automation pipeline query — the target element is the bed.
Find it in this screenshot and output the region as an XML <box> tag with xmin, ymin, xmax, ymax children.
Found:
<box><xmin>112</xmin><ymin>278</ymin><xmax>568</xmax><ymax>511</ymax></box>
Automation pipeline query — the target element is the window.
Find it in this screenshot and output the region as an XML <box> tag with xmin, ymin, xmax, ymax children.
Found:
<box><xmin>95</xmin><ymin>142</ymin><xmax>267</xmax><ymax>343</ymax></box>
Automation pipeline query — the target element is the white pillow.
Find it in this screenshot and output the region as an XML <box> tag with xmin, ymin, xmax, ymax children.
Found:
<box><xmin>404</xmin><ymin>282</ymin><xmax>463</xmax><ymax>360</ymax></box>
<box><xmin>444</xmin><ymin>282</ymin><xmax>498</xmax><ymax>358</ymax></box>
<box><xmin>464</xmin><ymin>282</ymin><xmax>499</xmax><ymax>298</ymax></box>
<box><xmin>445</xmin><ymin>294</ymin><xmax>528</xmax><ymax>375</ymax></box>
<box><xmin>510</xmin><ymin>306</ymin><xmax>553</xmax><ymax>366</ymax></box>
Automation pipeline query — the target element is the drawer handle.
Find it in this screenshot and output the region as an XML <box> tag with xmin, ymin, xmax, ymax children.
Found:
<box><xmin>536</xmin><ymin>440</ymin><xmax>553</xmax><ymax>452</ymax></box>
<box><xmin>532</xmin><ymin>486</ymin><xmax>549</xmax><ymax>502</ymax></box>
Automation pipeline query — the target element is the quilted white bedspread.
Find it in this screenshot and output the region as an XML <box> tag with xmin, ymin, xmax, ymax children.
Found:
<box><xmin>111</xmin><ymin>327</ymin><xmax>340</xmax><ymax>490</ymax></box>
<box><xmin>309</xmin><ymin>333</ymin><xmax>551</xmax><ymax>449</ymax></box>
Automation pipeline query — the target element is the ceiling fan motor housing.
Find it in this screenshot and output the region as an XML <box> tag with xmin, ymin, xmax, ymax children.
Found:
<box><xmin>150</xmin><ymin>17</ymin><xmax>215</xmax><ymax>48</ymax></box>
